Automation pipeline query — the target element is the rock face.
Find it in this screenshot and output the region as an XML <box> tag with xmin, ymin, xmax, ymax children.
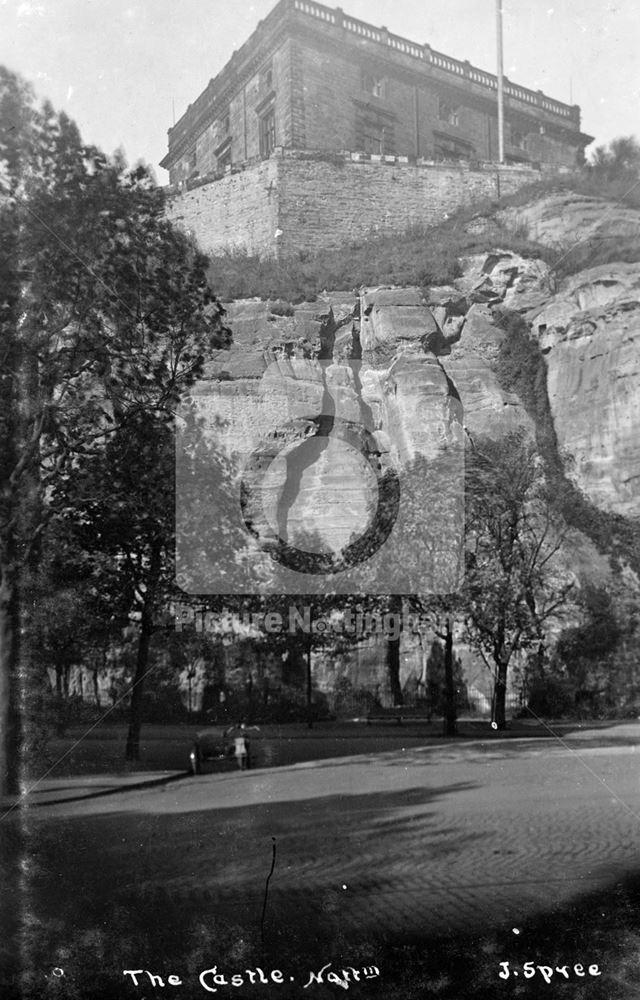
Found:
<box><xmin>441</xmin><ymin>301</ymin><xmax>534</xmax><ymax>441</ymax></box>
<box><xmin>455</xmin><ymin>250</ymin><xmax>553</xmax><ymax>312</ymax></box>
<box><xmin>180</xmin><ymin>190</ymin><xmax>640</xmax><ymax>703</ymax></box>
<box><xmin>498</xmin><ymin>191</ymin><xmax>640</xmax><ymax>250</ymax></box>
<box><xmin>206</xmin><ymin>193</ymin><xmax>640</xmax><ymax>527</ymax></box>
<box><xmin>180</xmin><ymin>287</ymin><xmax>464</xmax><ymax>595</ymax></box>
<box><xmin>528</xmin><ymin>262</ymin><xmax>640</xmax><ymax>516</ymax></box>
<box><xmin>429</xmin><ymin>237</ymin><xmax>640</xmax><ymax>519</ymax></box>
<box><xmin>427</xmin><ymin>253</ymin><xmax>540</xmax><ymax>443</ymax></box>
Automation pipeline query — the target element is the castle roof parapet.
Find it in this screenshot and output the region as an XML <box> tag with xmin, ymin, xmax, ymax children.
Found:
<box><xmin>291</xmin><ymin>0</ymin><xmax>580</xmax><ymax>123</ymax></box>
<box><xmin>163</xmin><ymin>0</ymin><xmax>584</xmax><ymax>172</ymax></box>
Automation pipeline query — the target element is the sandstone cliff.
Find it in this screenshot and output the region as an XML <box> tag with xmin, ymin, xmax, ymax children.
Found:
<box><xmin>196</xmin><ymin>190</ymin><xmax>640</xmax><ymax>704</ymax></box>
<box><xmin>186</xmin><ymin>287</ymin><xmax>464</xmax><ymax>596</ymax></box>
<box><xmin>498</xmin><ymin>191</ymin><xmax>640</xmax><ymax>252</ymax></box>
<box><xmin>435</xmin><ymin>193</ymin><xmax>640</xmax><ymax>522</ymax></box>
<box><xmin>214</xmin><ymin>237</ymin><xmax>640</xmax><ymax>526</ymax></box>
<box><xmin>527</xmin><ymin>262</ymin><xmax>640</xmax><ymax>517</ymax></box>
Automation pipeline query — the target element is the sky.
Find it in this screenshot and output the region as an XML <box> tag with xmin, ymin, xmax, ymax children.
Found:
<box><xmin>1</xmin><ymin>0</ymin><xmax>639</xmax><ymax>181</ymax></box>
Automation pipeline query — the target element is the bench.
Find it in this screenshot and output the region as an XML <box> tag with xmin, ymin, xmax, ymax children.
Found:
<box><xmin>366</xmin><ymin>705</ymin><xmax>433</xmax><ymax>726</ymax></box>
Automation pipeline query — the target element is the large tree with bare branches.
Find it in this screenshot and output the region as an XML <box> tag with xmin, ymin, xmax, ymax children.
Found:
<box><xmin>462</xmin><ymin>433</ymin><xmax>574</xmax><ymax>729</ymax></box>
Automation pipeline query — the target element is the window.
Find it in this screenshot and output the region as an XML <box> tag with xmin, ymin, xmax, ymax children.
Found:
<box><xmin>355</xmin><ymin>107</ymin><xmax>395</xmax><ymax>155</ymax></box>
<box><xmin>221</xmin><ymin>111</ymin><xmax>230</xmax><ymax>135</ymax></box>
<box><xmin>263</xmin><ymin>65</ymin><xmax>273</xmax><ymax>91</ymax></box>
<box><xmin>259</xmin><ymin>108</ymin><xmax>276</xmax><ymax>158</ymax></box>
<box><xmin>438</xmin><ymin>98</ymin><xmax>460</xmax><ymax>127</ymax></box>
<box><xmin>362</xmin><ymin>71</ymin><xmax>384</xmax><ymax>98</ymax></box>
<box><xmin>511</xmin><ymin>128</ymin><xmax>526</xmax><ymax>149</ymax></box>
<box><xmin>217</xmin><ymin>146</ymin><xmax>231</xmax><ymax>171</ymax></box>
<box><xmin>185</xmin><ymin>149</ymin><xmax>197</xmax><ymax>176</ymax></box>
<box><xmin>433</xmin><ymin>131</ymin><xmax>474</xmax><ymax>161</ymax></box>
<box><xmin>213</xmin><ymin>118</ymin><xmax>232</xmax><ymax>169</ymax></box>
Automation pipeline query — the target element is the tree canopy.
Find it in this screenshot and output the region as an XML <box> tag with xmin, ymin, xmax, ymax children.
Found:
<box><xmin>462</xmin><ymin>433</ymin><xmax>574</xmax><ymax>728</ymax></box>
<box><xmin>587</xmin><ymin>135</ymin><xmax>640</xmax><ymax>185</ymax></box>
<box><xmin>0</xmin><ymin>67</ymin><xmax>229</xmax><ymax>790</ymax></box>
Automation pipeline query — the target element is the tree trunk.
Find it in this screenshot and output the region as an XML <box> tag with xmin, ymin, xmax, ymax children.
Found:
<box><xmin>125</xmin><ymin>606</ymin><xmax>153</xmax><ymax>762</ymax></box>
<box><xmin>245</xmin><ymin>669</ymin><xmax>254</xmax><ymax>723</ymax></box>
<box><xmin>443</xmin><ymin>618</ymin><xmax>457</xmax><ymax>737</ymax></box>
<box><xmin>417</xmin><ymin>632</ymin><xmax>428</xmax><ymax>699</ymax></box>
<box><xmin>125</xmin><ymin>541</ymin><xmax>162</xmax><ymax>762</ymax></box>
<box><xmin>93</xmin><ymin>663</ymin><xmax>101</xmax><ymax>708</ymax></box>
<box><xmin>386</xmin><ymin>594</ymin><xmax>403</xmax><ymax>706</ymax></box>
<box><xmin>493</xmin><ymin>660</ymin><xmax>508</xmax><ymax>730</ymax></box>
<box><xmin>0</xmin><ymin>218</ymin><xmax>27</xmax><ymax>798</ymax></box>
<box><xmin>306</xmin><ymin>637</ymin><xmax>313</xmax><ymax>729</ymax></box>
<box><xmin>0</xmin><ymin>573</ymin><xmax>21</xmax><ymax>797</ymax></box>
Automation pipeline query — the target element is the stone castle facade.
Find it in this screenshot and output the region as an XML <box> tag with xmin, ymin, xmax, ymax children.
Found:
<box><xmin>162</xmin><ymin>0</ymin><xmax>593</xmax><ymax>257</ymax></box>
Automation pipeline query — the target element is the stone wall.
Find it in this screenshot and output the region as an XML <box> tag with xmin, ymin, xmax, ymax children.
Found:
<box><xmin>165</xmin><ymin>151</ymin><xmax>541</xmax><ymax>259</ymax></box>
<box><xmin>275</xmin><ymin>154</ymin><xmax>540</xmax><ymax>256</ymax></box>
<box><xmin>166</xmin><ymin>158</ymin><xmax>280</xmax><ymax>258</ymax></box>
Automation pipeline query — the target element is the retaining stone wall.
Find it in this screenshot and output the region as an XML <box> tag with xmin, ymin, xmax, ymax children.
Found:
<box><xmin>165</xmin><ymin>152</ymin><xmax>541</xmax><ymax>259</ymax></box>
<box><xmin>165</xmin><ymin>158</ymin><xmax>280</xmax><ymax>258</ymax></box>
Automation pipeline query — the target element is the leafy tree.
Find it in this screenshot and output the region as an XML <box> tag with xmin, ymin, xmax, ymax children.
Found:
<box><xmin>545</xmin><ymin>583</ymin><xmax>638</xmax><ymax>718</ymax></box>
<box><xmin>556</xmin><ymin>585</ymin><xmax>620</xmax><ymax>672</ymax></box>
<box><xmin>58</xmin><ymin>415</ymin><xmax>174</xmax><ymax>758</ymax></box>
<box><xmin>0</xmin><ymin>68</ymin><xmax>229</xmax><ymax>787</ymax></box>
<box><xmin>398</xmin><ymin>593</ymin><xmax>460</xmax><ymax>733</ymax></box>
<box><xmin>587</xmin><ymin>135</ymin><xmax>640</xmax><ymax>185</ymax></box>
<box><xmin>462</xmin><ymin>433</ymin><xmax>574</xmax><ymax>729</ymax></box>
<box><xmin>432</xmin><ymin>612</ymin><xmax>458</xmax><ymax>736</ymax></box>
<box><xmin>424</xmin><ymin>634</ymin><xmax>467</xmax><ymax>721</ymax></box>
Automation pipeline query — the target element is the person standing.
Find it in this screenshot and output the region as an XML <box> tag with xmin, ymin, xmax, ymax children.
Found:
<box><xmin>234</xmin><ymin>730</ymin><xmax>249</xmax><ymax>770</ymax></box>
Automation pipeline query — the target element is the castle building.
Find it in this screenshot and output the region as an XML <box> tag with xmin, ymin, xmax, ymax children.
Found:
<box><xmin>161</xmin><ymin>0</ymin><xmax>592</xmax><ymax>185</ymax></box>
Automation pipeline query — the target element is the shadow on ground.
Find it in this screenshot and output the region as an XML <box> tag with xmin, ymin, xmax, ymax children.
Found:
<box><xmin>5</xmin><ymin>861</ymin><xmax>640</xmax><ymax>1000</ymax></box>
<box><xmin>26</xmin><ymin>718</ymin><xmax>640</xmax><ymax>787</ymax></box>
<box><xmin>5</xmin><ymin>780</ymin><xmax>473</xmax><ymax>999</ymax></box>
<box><xmin>3</xmin><ymin>764</ymin><xmax>640</xmax><ymax>1000</ymax></box>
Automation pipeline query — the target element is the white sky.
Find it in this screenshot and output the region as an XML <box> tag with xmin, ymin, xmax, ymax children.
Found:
<box><xmin>1</xmin><ymin>0</ymin><xmax>638</xmax><ymax>181</ymax></box>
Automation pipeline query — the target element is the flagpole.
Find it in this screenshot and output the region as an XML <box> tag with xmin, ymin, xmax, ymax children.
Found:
<box><xmin>496</xmin><ymin>0</ymin><xmax>505</xmax><ymax>164</ymax></box>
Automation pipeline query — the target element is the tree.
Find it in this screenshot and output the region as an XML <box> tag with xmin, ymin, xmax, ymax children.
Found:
<box><xmin>436</xmin><ymin>615</ymin><xmax>456</xmax><ymax>736</ymax></box>
<box><xmin>547</xmin><ymin>583</ymin><xmax>631</xmax><ymax>718</ymax></box>
<box><xmin>462</xmin><ymin>433</ymin><xmax>573</xmax><ymax>730</ymax></box>
<box><xmin>385</xmin><ymin>593</ymin><xmax>404</xmax><ymax>706</ymax></box>
<box><xmin>405</xmin><ymin>594</ymin><xmax>462</xmax><ymax>735</ymax></box>
<box><xmin>587</xmin><ymin>135</ymin><xmax>640</xmax><ymax>185</ymax></box>
<box><xmin>55</xmin><ymin>195</ymin><xmax>231</xmax><ymax>760</ymax></box>
<box><xmin>424</xmin><ymin>630</ymin><xmax>467</xmax><ymax>728</ymax></box>
<box><xmin>58</xmin><ymin>414</ymin><xmax>175</xmax><ymax>758</ymax></box>
<box><xmin>0</xmin><ymin>69</ymin><xmax>229</xmax><ymax>788</ymax></box>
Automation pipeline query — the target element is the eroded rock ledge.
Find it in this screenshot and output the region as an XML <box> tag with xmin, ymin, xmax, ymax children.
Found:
<box><xmin>207</xmin><ymin>234</ymin><xmax>639</xmax><ymax>521</ymax></box>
